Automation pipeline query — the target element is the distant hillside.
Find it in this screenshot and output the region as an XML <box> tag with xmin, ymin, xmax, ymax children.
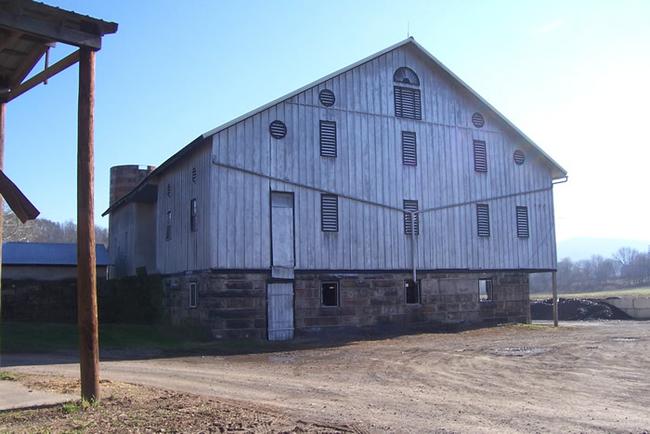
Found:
<box><xmin>558</xmin><ymin>237</ymin><xmax>650</xmax><ymax>261</ymax></box>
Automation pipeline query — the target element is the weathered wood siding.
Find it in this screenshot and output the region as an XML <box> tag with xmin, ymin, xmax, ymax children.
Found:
<box><xmin>155</xmin><ymin>145</ymin><xmax>212</xmax><ymax>274</ymax></box>
<box><xmin>108</xmin><ymin>202</ymin><xmax>156</xmax><ymax>277</ymax></box>
<box><xmin>209</xmin><ymin>44</ymin><xmax>557</xmax><ymax>271</ymax></box>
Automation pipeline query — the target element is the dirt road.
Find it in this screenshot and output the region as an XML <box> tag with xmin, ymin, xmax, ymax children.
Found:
<box><xmin>4</xmin><ymin>321</ymin><xmax>649</xmax><ymax>433</ymax></box>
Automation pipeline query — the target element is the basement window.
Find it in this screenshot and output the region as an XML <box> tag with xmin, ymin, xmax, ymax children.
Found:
<box><xmin>321</xmin><ymin>282</ymin><xmax>339</xmax><ymax>307</ymax></box>
<box><xmin>189</xmin><ymin>282</ymin><xmax>198</xmax><ymax>308</ymax></box>
<box><xmin>190</xmin><ymin>198</ymin><xmax>197</xmax><ymax>232</ymax></box>
<box><xmin>405</xmin><ymin>279</ymin><xmax>421</xmax><ymax>304</ymax></box>
<box><xmin>165</xmin><ymin>210</ymin><xmax>172</xmax><ymax>241</ymax></box>
<box><xmin>478</xmin><ymin>279</ymin><xmax>493</xmax><ymax>302</ymax></box>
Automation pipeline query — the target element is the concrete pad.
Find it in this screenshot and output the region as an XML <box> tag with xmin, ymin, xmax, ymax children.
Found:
<box><xmin>0</xmin><ymin>380</ymin><xmax>74</xmax><ymax>411</ymax></box>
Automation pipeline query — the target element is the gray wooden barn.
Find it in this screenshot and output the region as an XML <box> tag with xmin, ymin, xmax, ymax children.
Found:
<box><xmin>104</xmin><ymin>38</ymin><xmax>567</xmax><ymax>340</ymax></box>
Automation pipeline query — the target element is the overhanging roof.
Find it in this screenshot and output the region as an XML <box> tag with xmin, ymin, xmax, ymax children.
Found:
<box><xmin>0</xmin><ymin>0</ymin><xmax>118</xmax><ymax>92</ymax></box>
<box><xmin>103</xmin><ymin>37</ymin><xmax>567</xmax><ymax>216</ymax></box>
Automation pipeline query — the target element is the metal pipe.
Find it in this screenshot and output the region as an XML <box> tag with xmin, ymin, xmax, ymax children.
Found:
<box><xmin>410</xmin><ymin>211</ymin><xmax>417</xmax><ymax>282</ymax></box>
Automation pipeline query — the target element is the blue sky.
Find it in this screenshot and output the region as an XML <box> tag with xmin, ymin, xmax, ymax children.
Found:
<box><xmin>4</xmin><ymin>0</ymin><xmax>650</xmax><ymax>243</ymax></box>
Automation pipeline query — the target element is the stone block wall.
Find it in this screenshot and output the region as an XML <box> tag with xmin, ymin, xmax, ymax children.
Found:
<box><xmin>295</xmin><ymin>271</ymin><xmax>529</xmax><ymax>334</ymax></box>
<box><xmin>162</xmin><ymin>272</ymin><xmax>267</xmax><ymax>339</ymax></box>
<box><xmin>162</xmin><ymin>270</ymin><xmax>530</xmax><ymax>340</ymax></box>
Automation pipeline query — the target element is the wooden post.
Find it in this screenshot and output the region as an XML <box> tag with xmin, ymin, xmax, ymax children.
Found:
<box><xmin>552</xmin><ymin>271</ymin><xmax>558</xmax><ymax>327</ymax></box>
<box><xmin>0</xmin><ymin>101</ymin><xmax>5</xmax><ymax>323</ymax></box>
<box><xmin>77</xmin><ymin>47</ymin><xmax>99</xmax><ymax>401</ymax></box>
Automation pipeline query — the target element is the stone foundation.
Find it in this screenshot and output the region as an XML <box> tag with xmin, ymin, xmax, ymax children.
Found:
<box><xmin>162</xmin><ymin>272</ymin><xmax>268</xmax><ymax>339</ymax></box>
<box><xmin>163</xmin><ymin>270</ymin><xmax>530</xmax><ymax>340</ymax></box>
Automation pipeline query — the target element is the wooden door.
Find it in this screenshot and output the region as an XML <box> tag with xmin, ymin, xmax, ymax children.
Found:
<box><xmin>267</xmin><ymin>282</ymin><xmax>294</xmax><ymax>341</ymax></box>
<box><xmin>270</xmin><ymin>191</ymin><xmax>294</xmax><ymax>279</ymax></box>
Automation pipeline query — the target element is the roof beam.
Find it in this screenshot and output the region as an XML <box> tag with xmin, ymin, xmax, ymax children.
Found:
<box><xmin>4</xmin><ymin>49</ymin><xmax>79</xmax><ymax>102</ymax></box>
<box><xmin>7</xmin><ymin>43</ymin><xmax>46</xmax><ymax>88</ymax></box>
<box><xmin>0</xmin><ymin>29</ymin><xmax>22</xmax><ymax>53</ymax></box>
<box><xmin>0</xmin><ymin>10</ymin><xmax>102</xmax><ymax>49</ymax></box>
<box><xmin>0</xmin><ymin>169</ymin><xmax>39</xmax><ymax>223</ymax></box>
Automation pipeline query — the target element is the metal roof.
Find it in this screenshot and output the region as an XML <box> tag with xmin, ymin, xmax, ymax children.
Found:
<box><xmin>103</xmin><ymin>37</ymin><xmax>567</xmax><ymax>216</ymax></box>
<box><xmin>2</xmin><ymin>242</ymin><xmax>110</xmax><ymax>266</ymax></box>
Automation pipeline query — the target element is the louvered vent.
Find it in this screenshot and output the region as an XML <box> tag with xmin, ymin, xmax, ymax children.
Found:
<box><xmin>401</xmin><ymin>131</ymin><xmax>417</xmax><ymax>166</ymax></box>
<box><xmin>472</xmin><ymin>112</ymin><xmax>485</xmax><ymax>128</ymax></box>
<box><xmin>476</xmin><ymin>204</ymin><xmax>490</xmax><ymax>237</ymax></box>
<box><xmin>321</xmin><ymin>194</ymin><xmax>338</xmax><ymax>232</ymax></box>
<box><xmin>403</xmin><ymin>200</ymin><xmax>419</xmax><ymax>235</ymax></box>
<box><xmin>516</xmin><ymin>206</ymin><xmax>529</xmax><ymax>238</ymax></box>
<box><xmin>394</xmin><ymin>86</ymin><xmax>422</xmax><ymax>120</ymax></box>
<box><xmin>473</xmin><ymin>140</ymin><xmax>487</xmax><ymax>173</ymax></box>
<box><xmin>269</xmin><ymin>120</ymin><xmax>287</xmax><ymax>139</ymax></box>
<box><xmin>513</xmin><ymin>150</ymin><xmax>525</xmax><ymax>165</ymax></box>
<box><xmin>319</xmin><ymin>89</ymin><xmax>336</xmax><ymax>107</ymax></box>
<box><xmin>320</xmin><ymin>120</ymin><xmax>337</xmax><ymax>157</ymax></box>
<box><xmin>191</xmin><ymin>167</ymin><xmax>197</xmax><ymax>183</ymax></box>
<box><xmin>166</xmin><ymin>183</ymin><xmax>171</xmax><ymax>197</ymax></box>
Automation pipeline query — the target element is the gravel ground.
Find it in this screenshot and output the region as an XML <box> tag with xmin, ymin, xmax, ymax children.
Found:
<box><xmin>3</xmin><ymin>321</ymin><xmax>650</xmax><ymax>433</ymax></box>
<box><xmin>0</xmin><ymin>375</ymin><xmax>351</xmax><ymax>433</ymax></box>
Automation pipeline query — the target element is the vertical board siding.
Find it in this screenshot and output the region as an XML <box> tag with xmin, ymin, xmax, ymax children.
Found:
<box><xmin>206</xmin><ymin>44</ymin><xmax>557</xmax><ymax>271</ymax></box>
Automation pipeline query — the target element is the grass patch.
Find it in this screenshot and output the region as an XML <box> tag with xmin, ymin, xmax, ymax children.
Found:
<box><xmin>0</xmin><ymin>322</ymin><xmax>213</xmax><ymax>354</ymax></box>
<box><xmin>62</xmin><ymin>399</ymin><xmax>95</xmax><ymax>414</ymax></box>
<box><xmin>531</xmin><ymin>287</ymin><xmax>650</xmax><ymax>300</ymax></box>
<box><xmin>0</xmin><ymin>371</ymin><xmax>16</xmax><ymax>381</ymax></box>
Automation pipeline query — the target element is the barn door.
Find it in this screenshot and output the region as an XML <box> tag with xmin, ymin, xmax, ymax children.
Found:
<box><xmin>267</xmin><ymin>282</ymin><xmax>294</xmax><ymax>341</ymax></box>
<box><xmin>268</xmin><ymin>191</ymin><xmax>295</xmax><ymax>341</ymax></box>
<box><xmin>270</xmin><ymin>191</ymin><xmax>294</xmax><ymax>279</ymax></box>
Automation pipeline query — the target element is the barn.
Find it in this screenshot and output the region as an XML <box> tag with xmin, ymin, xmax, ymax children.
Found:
<box><xmin>104</xmin><ymin>38</ymin><xmax>567</xmax><ymax>340</ymax></box>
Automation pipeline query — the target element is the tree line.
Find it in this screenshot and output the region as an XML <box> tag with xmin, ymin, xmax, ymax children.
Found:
<box><xmin>531</xmin><ymin>247</ymin><xmax>650</xmax><ymax>293</ymax></box>
<box><xmin>2</xmin><ymin>207</ymin><xmax>109</xmax><ymax>246</ymax></box>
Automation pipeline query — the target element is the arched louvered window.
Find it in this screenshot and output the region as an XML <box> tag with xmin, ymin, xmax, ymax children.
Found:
<box><xmin>393</xmin><ymin>67</ymin><xmax>421</xmax><ymax>120</ymax></box>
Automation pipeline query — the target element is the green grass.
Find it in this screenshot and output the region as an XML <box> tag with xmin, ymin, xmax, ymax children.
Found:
<box><xmin>531</xmin><ymin>287</ymin><xmax>650</xmax><ymax>300</ymax></box>
<box><xmin>0</xmin><ymin>322</ymin><xmax>214</xmax><ymax>354</ymax></box>
<box><xmin>0</xmin><ymin>371</ymin><xmax>16</xmax><ymax>381</ymax></box>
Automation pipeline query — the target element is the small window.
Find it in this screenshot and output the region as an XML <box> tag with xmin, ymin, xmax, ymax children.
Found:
<box><xmin>321</xmin><ymin>282</ymin><xmax>339</xmax><ymax>307</ymax></box>
<box><xmin>513</xmin><ymin>149</ymin><xmax>525</xmax><ymax>165</ymax></box>
<box><xmin>403</xmin><ymin>200</ymin><xmax>419</xmax><ymax>235</ymax></box>
<box><xmin>321</xmin><ymin>194</ymin><xmax>338</xmax><ymax>232</ymax></box>
<box><xmin>320</xmin><ymin>120</ymin><xmax>337</xmax><ymax>157</ymax></box>
<box><xmin>478</xmin><ymin>279</ymin><xmax>493</xmax><ymax>302</ymax></box>
<box><xmin>516</xmin><ymin>206</ymin><xmax>529</xmax><ymax>238</ymax></box>
<box><xmin>189</xmin><ymin>282</ymin><xmax>198</xmax><ymax>308</ymax></box>
<box><xmin>191</xmin><ymin>167</ymin><xmax>197</xmax><ymax>183</ymax></box>
<box><xmin>269</xmin><ymin>120</ymin><xmax>287</xmax><ymax>139</ymax></box>
<box><xmin>405</xmin><ymin>279</ymin><xmax>421</xmax><ymax>304</ymax></box>
<box><xmin>472</xmin><ymin>112</ymin><xmax>485</xmax><ymax>128</ymax></box>
<box><xmin>319</xmin><ymin>89</ymin><xmax>336</xmax><ymax>107</ymax></box>
<box><xmin>165</xmin><ymin>210</ymin><xmax>172</xmax><ymax>241</ymax></box>
<box><xmin>393</xmin><ymin>67</ymin><xmax>420</xmax><ymax>86</ymax></box>
<box><xmin>401</xmin><ymin>131</ymin><xmax>417</xmax><ymax>166</ymax></box>
<box><xmin>394</xmin><ymin>86</ymin><xmax>422</xmax><ymax>120</ymax></box>
<box><xmin>473</xmin><ymin>140</ymin><xmax>487</xmax><ymax>173</ymax></box>
<box><xmin>190</xmin><ymin>199</ymin><xmax>197</xmax><ymax>232</ymax></box>
<box><xmin>476</xmin><ymin>204</ymin><xmax>490</xmax><ymax>237</ymax></box>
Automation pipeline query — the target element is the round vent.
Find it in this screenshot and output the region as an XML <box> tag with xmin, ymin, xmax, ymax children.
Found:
<box><xmin>319</xmin><ymin>89</ymin><xmax>335</xmax><ymax>107</ymax></box>
<box><xmin>472</xmin><ymin>112</ymin><xmax>485</xmax><ymax>128</ymax></box>
<box><xmin>513</xmin><ymin>150</ymin><xmax>525</xmax><ymax>165</ymax></box>
<box><xmin>269</xmin><ymin>120</ymin><xmax>287</xmax><ymax>139</ymax></box>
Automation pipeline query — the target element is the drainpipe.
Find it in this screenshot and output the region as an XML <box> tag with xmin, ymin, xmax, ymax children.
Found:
<box><xmin>411</xmin><ymin>211</ymin><xmax>417</xmax><ymax>282</ymax></box>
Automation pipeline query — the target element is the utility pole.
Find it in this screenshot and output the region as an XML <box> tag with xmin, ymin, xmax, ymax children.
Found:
<box><xmin>77</xmin><ymin>47</ymin><xmax>99</xmax><ymax>401</ymax></box>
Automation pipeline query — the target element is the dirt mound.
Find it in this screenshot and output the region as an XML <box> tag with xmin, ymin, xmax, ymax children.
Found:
<box><xmin>531</xmin><ymin>298</ymin><xmax>631</xmax><ymax>320</ymax></box>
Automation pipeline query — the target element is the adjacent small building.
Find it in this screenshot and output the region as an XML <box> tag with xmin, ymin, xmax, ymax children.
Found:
<box><xmin>1</xmin><ymin>242</ymin><xmax>109</xmax><ymax>322</ymax></box>
<box><xmin>104</xmin><ymin>38</ymin><xmax>567</xmax><ymax>340</ymax></box>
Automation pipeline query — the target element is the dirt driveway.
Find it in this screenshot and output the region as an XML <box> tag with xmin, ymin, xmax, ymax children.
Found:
<box><xmin>4</xmin><ymin>321</ymin><xmax>650</xmax><ymax>433</ymax></box>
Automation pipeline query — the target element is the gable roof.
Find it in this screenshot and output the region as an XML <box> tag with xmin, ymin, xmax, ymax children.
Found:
<box><xmin>2</xmin><ymin>242</ymin><xmax>110</xmax><ymax>266</ymax></box>
<box><xmin>103</xmin><ymin>37</ymin><xmax>566</xmax><ymax>216</ymax></box>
